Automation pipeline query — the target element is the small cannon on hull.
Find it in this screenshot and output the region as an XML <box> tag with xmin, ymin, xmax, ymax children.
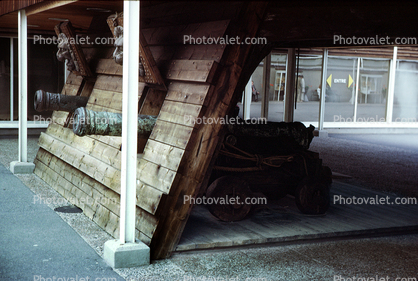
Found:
<box><xmin>205</xmin><ymin>121</ymin><xmax>332</xmax><ymax>222</ymax></box>
<box><xmin>72</xmin><ymin>107</ymin><xmax>157</xmax><ymax>137</ymax></box>
<box><xmin>34</xmin><ymin>90</ymin><xmax>89</xmax><ymax>112</ymax></box>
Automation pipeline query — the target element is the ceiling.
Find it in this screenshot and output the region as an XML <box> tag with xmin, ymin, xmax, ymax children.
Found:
<box><xmin>1</xmin><ymin>1</ymin><xmax>418</xmax><ymax>49</ymax></box>
<box><xmin>0</xmin><ymin>1</ymin><xmax>152</xmax><ymax>36</ymax></box>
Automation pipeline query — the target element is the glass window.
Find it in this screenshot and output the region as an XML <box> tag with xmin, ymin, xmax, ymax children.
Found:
<box><xmin>356</xmin><ymin>59</ymin><xmax>389</xmax><ymax>122</ymax></box>
<box><xmin>324</xmin><ymin>57</ymin><xmax>358</xmax><ymax>122</ymax></box>
<box><xmin>294</xmin><ymin>55</ymin><xmax>322</xmax><ymax>123</ymax></box>
<box><xmin>393</xmin><ymin>61</ymin><xmax>418</xmax><ymax>123</ymax></box>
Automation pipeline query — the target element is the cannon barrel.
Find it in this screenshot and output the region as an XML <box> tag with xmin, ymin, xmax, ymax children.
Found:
<box><xmin>225</xmin><ymin>121</ymin><xmax>315</xmax><ymax>152</ymax></box>
<box><xmin>34</xmin><ymin>89</ymin><xmax>89</xmax><ymax>112</ymax></box>
<box><xmin>73</xmin><ymin>107</ymin><xmax>157</xmax><ymax>137</ymax></box>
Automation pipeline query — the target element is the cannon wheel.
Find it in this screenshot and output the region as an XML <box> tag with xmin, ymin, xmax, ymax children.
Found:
<box><xmin>206</xmin><ymin>176</ymin><xmax>253</xmax><ymax>222</ymax></box>
<box><xmin>295</xmin><ymin>177</ymin><xmax>330</xmax><ymax>215</ymax></box>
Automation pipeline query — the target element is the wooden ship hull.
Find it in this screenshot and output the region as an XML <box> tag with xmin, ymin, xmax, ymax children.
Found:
<box><xmin>32</xmin><ymin>1</ymin><xmax>269</xmax><ymax>260</ymax></box>
<box><xmin>0</xmin><ymin>0</ymin><xmax>415</xmax><ymax>259</ymax></box>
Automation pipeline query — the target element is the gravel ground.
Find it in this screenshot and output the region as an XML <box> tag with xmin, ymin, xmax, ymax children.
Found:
<box><xmin>1</xmin><ymin>135</ymin><xmax>417</xmax><ymax>281</ymax></box>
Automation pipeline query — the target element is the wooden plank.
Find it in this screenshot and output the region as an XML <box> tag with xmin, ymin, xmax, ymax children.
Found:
<box><xmin>88</xmin><ymin>135</ymin><xmax>122</xmax><ymax>150</ymax></box>
<box><xmin>86</xmin><ymin>81</ymin><xmax>145</xmax><ymax>113</ymax></box>
<box><xmin>61</xmin><ymin>83</ymin><xmax>82</xmax><ymax>96</ymax></box>
<box><xmin>142</xmin><ymin>20</ymin><xmax>230</xmax><ymax>46</ymax></box>
<box><xmin>135</xmin><ymin>207</ymin><xmax>158</xmax><ymax>242</ymax></box>
<box><xmin>45</xmin><ymin>123</ymin><xmax>122</xmax><ymax>169</ymax></box>
<box><xmin>163</xmin><ymin>60</ymin><xmax>218</xmax><ymax>83</ymax></box>
<box><xmin>150</xmin><ymin>45</ymin><xmax>225</xmax><ymax>66</ymax></box>
<box><xmin>93</xmin><ymin>75</ymin><xmax>123</xmax><ymax>93</ymax></box>
<box><xmin>38</xmin><ymin>133</ymin><xmax>163</xmax><ymax>214</ymax></box>
<box><xmin>86</xmin><ymin>104</ymin><xmax>118</xmax><ymax>113</ymax></box>
<box><xmin>164</xmin><ymin>81</ymin><xmax>212</xmax><ymax>106</ymax></box>
<box><xmin>95</xmin><ymin>59</ymin><xmax>123</xmax><ymax>76</ymax></box>
<box><xmin>65</xmin><ymin>72</ymin><xmax>84</xmax><ymax>87</ymax></box>
<box><xmin>142</xmin><ymin>139</ymin><xmax>184</xmax><ymax>172</ymax></box>
<box><xmin>38</xmin><ymin>132</ymin><xmax>121</xmax><ymax>193</ymax></box>
<box><xmin>35</xmin><ymin>151</ymin><xmax>158</xmax><ymax>239</ymax></box>
<box><xmin>137</xmin><ymin>182</ymin><xmax>165</xmax><ymax>215</ymax></box>
<box><xmin>139</xmin><ymin>88</ymin><xmax>167</xmax><ymax>116</ymax></box>
<box><xmin>51</xmin><ymin>111</ymin><xmax>69</xmax><ymax>126</ymax></box>
<box><xmin>87</xmin><ymin>89</ymin><xmax>123</xmax><ymax>113</ymax></box>
<box><xmin>149</xmin><ymin>120</ymin><xmax>193</xmax><ymax>150</ymax></box>
<box><xmin>137</xmin><ymin>159</ymin><xmax>176</xmax><ymax>194</ymax></box>
<box><xmin>137</xmin><ymin>88</ymin><xmax>167</xmax><ymax>152</ymax></box>
<box><xmin>34</xmin><ymin>158</ymin><xmax>100</xmax><ymax>214</ymax></box>
<box><xmin>158</xmin><ymin>100</ymin><xmax>203</xmax><ymax>128</ymax></box>
<box><xmin>35</xmin><ymin>155</ymin><xmax>158</xmax><ymax>238</ymax></box>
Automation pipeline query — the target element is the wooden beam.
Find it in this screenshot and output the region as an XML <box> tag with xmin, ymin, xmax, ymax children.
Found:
<box><xmin>26</xmin><ymin>0</ymin><xmax>76</xmax><ymax>16</ymax></box>
<box><xmin>150</xmin><ymin>1</ymin><xmax>269</xmax><ymax>259</ymax></box>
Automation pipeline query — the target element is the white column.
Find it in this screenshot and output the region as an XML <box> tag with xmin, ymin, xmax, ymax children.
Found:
<box><xmin>10</xmin><ymin>38</ymin><xmax>14</xmax><ymax>121</ymax></box>
<box><xmin>318</xmin><ymin>49</ymin><xmax>328</xmax><ymax>130</ymax></box>
<box><xmin>386</xmin><ymin>46</ymin><xmax>397</xmax><ymax>123</ymax></box>
<box><xmin>353</xmin><ymin>58</ymin><xmax>361</xmax><ymax>121</ymax></box>
<box><xmin>104</xmin><ymin>1</ymin><xmax>150</xmax><ymax>268</ymax></box>
<box><xmin>284</xmin><ymin>48</ymin><xmax>296</xmax><ymax>122</ymax></box>
<box><xmin>261</xmin><ymin>53</ymin><xmax>271</xmax><ymax>120</ymax></box>
<box><xmin>120</xmin><ymin>0</ymin><xmax>140</xmax><ymax>244</ymax></box>
<box><xmin>350</xmin><ymin>59</ymin><xmax>355</xmax><ymax>105</ymax></box>
<box><xmin>18</xmin><ymin>9</ymin><xmax>28</xmax><ymax>163</ymax></box>
<box><xmin>10</xmin><ymin>9</ymin><xmax>35</xmax><ymax>174</ymax></box>
<box><xmin>243</xmin><ymin>77</ymin><xmax>252</xmax><ymax>120</ymax></box>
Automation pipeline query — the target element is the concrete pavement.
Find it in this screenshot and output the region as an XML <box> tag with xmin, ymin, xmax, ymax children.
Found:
<box><xmin>0</xmin><ymin>163</ymin><xmax>124</xmax><ymax>281</ymax></box>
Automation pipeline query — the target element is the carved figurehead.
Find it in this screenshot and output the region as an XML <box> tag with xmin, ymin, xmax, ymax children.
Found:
<box><xmin>56</xmin><ymin>33</ymin><xmax>78</xmax><ymax>72</ymax></box>
<box><xmin>112</xmin><ymin>25</ymin><xmax>145</xmax><ymax>76</ymax></box>
<box><xmin>113</xmin><ymin>26</ymin><xmax>123</xmax><ymax>65</ymax></box>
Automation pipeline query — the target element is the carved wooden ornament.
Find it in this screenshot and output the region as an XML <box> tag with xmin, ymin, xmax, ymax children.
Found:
<box><xmin>107</xmin><ymin>12</ymin><xmax>165</xmax><ymax>88</ymax></box>
<box><xmin>55</xmin><ymin>21</ymin><xmax>92</xmax><ymax>77</ymax></box>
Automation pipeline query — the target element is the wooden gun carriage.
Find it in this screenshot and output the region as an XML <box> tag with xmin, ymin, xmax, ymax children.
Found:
<box><xmin>205</xmin><ymin>121</ymin><xmax>332</xmax><ymax>222</ymax></box>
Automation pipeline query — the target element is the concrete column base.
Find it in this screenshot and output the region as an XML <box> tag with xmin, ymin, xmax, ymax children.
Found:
<box><xmin>314</xmin><ymin>129</ymin><xmax>328</xmax><ymax>138</ymax></box>
<box><xmin>10</xmin><ymin>161</ymin><xmax>35</xmax><ymax>174</ymax></box>
<box><xmin>104</xmin><ymin>239</ymin><xmax>150</xmax><ymax>268</ymax></box>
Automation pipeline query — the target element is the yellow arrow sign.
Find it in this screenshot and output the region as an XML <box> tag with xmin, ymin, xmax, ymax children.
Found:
<box><xmin>326</xmin><ymin>74</ymin><xmax>332</xmax><ymax>87</ymax></box>
<box><xmin>348</xmin><ymin>74</ymin><xmax>354</xmax><ymax>88</ymax></box>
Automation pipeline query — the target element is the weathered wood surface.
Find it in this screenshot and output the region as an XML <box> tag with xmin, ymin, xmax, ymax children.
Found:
<box><xmin>137</xmin><ymin>88</ymin><xmax>168</xmax><ymax>153</ymax></box>
<box><xmin>177</xmin><ymin>182</ymin><xmax>418</xmax><ymax>251</ymax></box>
<box><xmin>34</xmin><ymin>148</ymin><xmax>157</xmax><ymax>243</ymax></box>
<box><xmin>34</xmin><ymin>1</ymin><xmax>273</xmax><ymax>260</ymax></box>
<box><xmin>149</xmin><ymin>2</ymin><xmax>269</xmax><ymax>259</ymax></box>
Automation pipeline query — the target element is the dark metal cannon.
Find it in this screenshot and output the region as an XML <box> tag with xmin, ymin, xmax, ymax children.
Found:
<box><xmin>34</xmin><ymin>89</ymin><xmax>89</xmax><ymax>112</ymax></box>
<box><xmin>205</xmin><ymin>120</ymin><xmax>332</xmax><ymax>222</ymax></box>
<box><xmin>72</xmin><ymin>107</ymin><xmax>157</xmax><ymax>137</ymax></box>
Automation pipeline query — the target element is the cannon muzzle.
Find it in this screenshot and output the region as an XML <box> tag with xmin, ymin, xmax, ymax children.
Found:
<box><xmin>34</xmin><ymin>89</ymin><xmax>89</xmax><ymax>112</ymax></box>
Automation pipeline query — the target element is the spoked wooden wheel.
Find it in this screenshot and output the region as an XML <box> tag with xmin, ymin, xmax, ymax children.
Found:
<box><xmin>206</xmin><ymin>176</ymin><xmax>253</xmax><ymax>222</ymax></box>
<box><xmin>295</xmin><ymin>177</ymin><xmax>330</xmax><ymax>215</ymax></box>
